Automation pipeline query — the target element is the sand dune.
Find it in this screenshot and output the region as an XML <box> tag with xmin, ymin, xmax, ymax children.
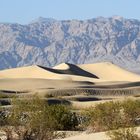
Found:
<box><xmin>0</xmin><ymin>62</ymin><xmax>140</xmax><ymax>92</ymax></box>
<box><xmin>78</xmin><ymin>62</ymin><xmax>140</xmax><ymax>81</ymax></box>
<box><xmin>54</xmin><ymin>62</ymin><xmax>140</xmax><ymax>81</ymax></box>
<box><xmin>0</xmin><ymin>62</ymin><xmax>140</xmax><ymax>82</ymax></box>
<box><xmin>0</xmin><ymin>65</ymin><xmax>62</xmax><ymax>79</ymax></box>
<box><xmin>0</xmin><ymin>78</ymin><xmax>94</xmax><ymax>91</ymax></box>
<box><xmin>0</xmin><ymin>64</ymin><xmax>102</xmax><ymax>82</ymax></box>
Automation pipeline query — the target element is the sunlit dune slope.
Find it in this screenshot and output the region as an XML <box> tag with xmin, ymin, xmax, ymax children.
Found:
<box><xmin>0</xmin><ymin>65</ymin><xmax>63</xmax><ymax>79</ymax></box>
<box><xmin>54</xmin><ymin>62</ymin><xmax>140</xmax><ymax>82</ymax></box>
<box><xmin>0</xmin><ymin>62</ymin><xmax>140</xmax><ymax>82</ymax></box>
<box><xmin>0</xmin><ymin>64</ymin><xmax>101</xmax><ymax>82</ymax></box>
<box><xmin>0</xmin><ymin>62</ymin><xmax>140</xmax><ymax>92</ymax></box>
<box><xmin>0</xmin><ymin>79</ymin><xmax>94</xmax><ymax>91</ymax></box>
<box><xmin>78</xmin><ymin>62</ymin><xmax>140</xmax><ymax>81</ymax></box>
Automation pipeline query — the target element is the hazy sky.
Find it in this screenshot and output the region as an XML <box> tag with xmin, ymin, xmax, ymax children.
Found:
<box><xmin>1</xmin><ymin>0</ymin><xmax>140</xmax><ymax>24</ymax></box>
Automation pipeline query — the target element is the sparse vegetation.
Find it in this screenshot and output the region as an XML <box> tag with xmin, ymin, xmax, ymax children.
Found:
<box><xmin>107</xmin><ymin>128</ymin><xmax>139</xmax><ymax>140</ymax></box>
<box><xmin>86</xmin><ymin>101</ymin><xmax>122</xmax><ymax>131</ymax></box>
<box><xmin>86</xmin><ymin>99</ymin><xmax>140</xmax><ymax>139</ymax></box>
<box><xmin>0</xmin><ymin>93</ymin><xmax>17</xmax><ymax>98</ymax></box>
<box><xmin>0</xmin><ymin>91</ymin><xmax>140</xmax><ymax>140</ymax></box>
<box><xmin>0</xmin><ymin>96</ymin><xmax>79</xmax><ymax>140</ymax></box>
<box><xmin>45</xmin><ymin>88</ymin><xmax>140</xmax><ymax>97</ymax></box>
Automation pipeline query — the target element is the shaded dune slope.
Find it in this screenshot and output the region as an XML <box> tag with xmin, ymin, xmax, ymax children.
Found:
<box><xmin>39</xmin><ymin>63</ymin><xmax>99</xmax><ymax>79</ymax></box>
<box><xmin>0</xmin><ymin>64</ymin><xmax>99</xmax><ymax>81</ymax></box>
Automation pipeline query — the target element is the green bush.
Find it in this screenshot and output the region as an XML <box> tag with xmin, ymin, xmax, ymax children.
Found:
<box><xmin>47</xmin><ymin>105</ymin><xmax>78</xmax><ymax>130</ymax></box>
<box><xmin>86</xmin><ymin>99</ymin><xmax>140</xmax><ymax>139</ymax></box>
<box><xmin>0</xmin><ymin>97</ymin><xmax>79</xmax><ymax>140</ymax></box>
<box><xmin>87</xmin><ymin>101</ymin><xmax>122</xmax><ymax>131</ymax></box>
<box><xmin>122</xmin><ymin>99</ymin><xmax>140</xmax><ymax>126</ymax></box>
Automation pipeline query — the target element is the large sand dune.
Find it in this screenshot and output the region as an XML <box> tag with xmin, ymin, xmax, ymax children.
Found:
<box><xmin>0</xmin><ymin>62</ymin><xmax>140</xmax><ymax>82</ymax></box>
<box><xmin>54</xmin><ymin>62</ymin><xmax>140</xmax><ymax>81</ymax></box>
<box><xmin>0</xmin><ymin>62</ymin><xmax>140</xmax><ymax>92</ymax></box>
<box><xmin>0</xmin><ymin>65</ymin><xmax>61</xmax><ymax>79</ymax></box>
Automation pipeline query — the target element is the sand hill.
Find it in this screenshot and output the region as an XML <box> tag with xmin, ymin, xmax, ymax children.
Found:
<box><xmin>0</xmin><ymin>62</ymin><xmax>140</xmax><ymax>82</ymax></box>
<box><xmin>54</xmin><ymin>62</ymin><xmax>140</xmax><ymax>81</ymax></box>
<box><xmin>0</xmin><ymin>62</ymin><xmax>140</xmax><ymax>91</ymax></box>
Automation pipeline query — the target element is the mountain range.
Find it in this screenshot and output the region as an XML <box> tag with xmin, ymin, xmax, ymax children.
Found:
<box><xmin>0</xmin><ymin>16</ymin><xmax>140</xmax><ymax>73</ymax></box>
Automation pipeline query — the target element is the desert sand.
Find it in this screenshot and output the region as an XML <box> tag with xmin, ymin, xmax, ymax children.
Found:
<box><xmin>59</xmin><ymin>127</ymin><xmax>140</xmax><ymax>140</ymax></box>
<box><xmin>1</xmin><ymin>62</ymin><xmax>140</xmax><ymax>81</ymax></box>
<box><xmin>54</xmin><ymin>62</ymin><xmax>140</xmax><ymax>81</ymax></box>
<box><xmin>0</xmin><ymin>62</ymin><xmax>140</xmax><ymax>92</ymax></box>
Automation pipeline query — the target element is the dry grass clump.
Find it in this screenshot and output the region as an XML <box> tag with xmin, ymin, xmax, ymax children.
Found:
<box><xmin>0</xmin><ymin>93</ymin><xmax>17</xmax><ymax>99</ymax></box>
<box><xmin>45</xmin><ymin>88</ymin><xmax>140</xmax><ymax>98</ymax></box>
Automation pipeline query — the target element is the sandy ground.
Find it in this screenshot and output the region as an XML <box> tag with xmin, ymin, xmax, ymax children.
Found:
<box><xmin>0</xmin><ymin>78</ymin><xmax>93</xmax><ymax>91</ymax></box>
<box><xmin>59</xmin><ymin>131</ymin><xmax>109</xmax><ymax>140</ymax></box>
<box><xmin>59</xmin><ymin>127</ymin><xmax>140</xmax><ymax>140</ymax></box>
<box><xmin>71</xmin><ymin>96</ymin><xmax>139</xmax><ymax>109</ymax></box>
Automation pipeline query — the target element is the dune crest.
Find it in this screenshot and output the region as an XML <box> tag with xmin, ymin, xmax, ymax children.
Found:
<box><xmin>53</xmin><ymin>63</ymin><xmax>70</xmax><ymax>70</ymax></box>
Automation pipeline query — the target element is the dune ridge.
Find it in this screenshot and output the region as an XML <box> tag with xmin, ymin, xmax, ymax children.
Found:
<box><xmin>0</xmin><ymin>62</ymin><xmax>140</xmax><ymax>92</ymax></box>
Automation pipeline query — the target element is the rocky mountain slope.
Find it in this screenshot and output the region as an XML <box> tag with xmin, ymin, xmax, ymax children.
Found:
<box><xmin>0</xmin><ymin>16</ymin><xmax>140</xmax><ymax>72</ymax></box>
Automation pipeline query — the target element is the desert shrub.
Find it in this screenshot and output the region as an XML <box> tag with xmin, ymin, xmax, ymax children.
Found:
<box><xmin>86</xmin><ymin>99</ymin><xmax>140</xmax><ymax>139</ymax></box>
<box><xmin>0</xmin><ymin>93</ymin><xmax>16</xmax><ymax>98</ymax></box>
<box><xmin>0</xmin><ymin>108</ymin><xmax>9</xmax><ymax>126</ymax></box>
<box><xmin>87</xmin><ymin>101</ymin><xmax>122</xmax><ymax>132</ymax></box>
<box><xmin>47</xmin><ymin>105</ymin><xmax>78</xmax><ymax>130</ymax></box>
<box><xmin>107</xmin><ymin>128</ymin><xmax>139</xmax><ymax>140</ymax></box>
<box><xmin>45</xmin><ymin>94</ymin><xmax>54</xmax><ymax>98</ymax></box>
<box><xmin>46</xmin><ymin>98</ymin><xmax>71</xmax><ymax>106</ymax></box>
<box><xmin>0</xmin><ymin>97</ymin><xmax>79</xmax><ymax>140</ymax></box>
<box><xmin>122</xmin><ymin>99</ymin><xmax>140</xmax><ymax>126</ymax></box>
<box><xmin>0</xmin><ymin>99</ymin><xmax>11</xmax><ymax>106</ymax></box>
<box><xmin>5</xmin><ymin>97</ymin><xmax>57</xmax><ymax>140</ymax></box>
